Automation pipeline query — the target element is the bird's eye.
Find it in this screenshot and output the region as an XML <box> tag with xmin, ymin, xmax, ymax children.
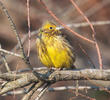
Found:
<box><xmin>49</xmin><ymin>27</ymin><xmax>53</xmax><ymax>29</ymax></box>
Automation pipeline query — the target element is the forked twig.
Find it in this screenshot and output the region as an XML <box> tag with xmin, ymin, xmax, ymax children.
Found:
<box><xmin>72</xmin><ymin>90</ymin><xmax>96</xmax><ymax>100</ymax></box>
<box><xmin>69</xmin><ymin>0</ymin><xmax>103</xmax><ymax>70</ymax></box>
<box><xmin>0</xmin><ymin>1</ymin><xmax>25</xmax><ymax>58</ymax></box>
<box><xmin>22</xmin><ymin>81</ymin><xmax>44</xmax><ymax>100</ymax></box>
<box><xmin>35</xmin><ymin>83</ymin><xmax>51</xmax><ymax>100</ymax></box>
<box><xmin>0</xmin><ymin>44</ymin><xmax>11</xmax><ymax>72</ymax></box>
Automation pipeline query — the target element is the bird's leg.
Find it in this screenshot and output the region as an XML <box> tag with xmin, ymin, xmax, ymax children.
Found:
<box><xmin>44</xmin><ymin>67</ymin><xmax>54</xmax><ymax>79</ymax></box>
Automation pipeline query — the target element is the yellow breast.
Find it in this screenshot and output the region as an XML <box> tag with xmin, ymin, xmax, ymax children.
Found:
<box><xmin>36</xmin><ymin>36</ymin><xmax>75</xmax><ymax>68</ymax></box>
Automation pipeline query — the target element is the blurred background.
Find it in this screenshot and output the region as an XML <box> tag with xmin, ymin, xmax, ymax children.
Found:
<box><xmin>0</xmin><ymin>0</ymin><xmax>110</xmax><ymax>100</ymax></box>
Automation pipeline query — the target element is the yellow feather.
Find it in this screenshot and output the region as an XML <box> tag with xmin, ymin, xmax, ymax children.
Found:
<box><xmin>36</xmin><ymin>21</ymin><xmax>75</xmax><ymax>68</ymax></box>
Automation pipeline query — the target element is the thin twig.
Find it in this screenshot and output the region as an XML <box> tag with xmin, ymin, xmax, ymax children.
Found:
<box><xmin>22</xmin><ymin>81</ymin><xmax>44</xmax><ymax>100</ymax></box>
<box><xmin>0</xmin><ymin>48</ymin><xmax>23</xmax><ymax>58</ymax></box>
<box><xmin>73</xmin><ymin>0</ymin><xmax>110</xmax><ymax>22</ymax></box>
<box><xmin>57</xmin><ymin>20</ymin><xmax>110</xmax><ymax>29</ymax></box>
<box><xmin>0</xmin><ymin>1</ymin><xmax>25</xmax><ymax>58</ymax></box>
<box><xmin>78</xmin><ymin>44</ymin><xmax>96</xmax><ymax>68</ymax></box>
<box><xmin>0</xmin><ymin>1</ymin><xmax>34</xmax><ymax>71</ymax></box>
<box><xmin>27</xmin><ymin>0</ymin><xmax>31</xmax><ymax>57</ymax></box>
<box><xmin>35</xmin><ymin>83</ymin><xmax>51</xmax><ymax>100</ymax></box>
<box><xmin>0</xmin><ymin>54</ymin><xmax>11</xmax><ymax>72</ymax></box>
<box><xmin>72</xmin><ymin>90</ymin><xmax>96</xmax><ymax>100</ymax></box>
<box><xmin>0</xmin><ymin>30</ymin><xmax>38</xmax><ymax>67</ymax></box>
<box><xmin>69</xmin><ymin>0</ymin><xmax>103</xmax><ymax>70</ymax></box>
<box><xmin>38</xmin><ymin>0</ymin><xmax>95</xmax><ymax>44</ymax></box>
<box><xmin>0</xmin><ymin>44</ymin><xmax>11</xmax><ymax>73</ymax></box>
<box><xmin>82</xmin><ymin>74</ymin><xmax>110</xmax><ymax>94</ymax></box>
<box><xmin>17</xmin><ymin>67</ymin><xmax>48</xmax><ymax>73</ymax></box>
<box><xmin>2</xmin><ymin>85</ymin><xmax>110</xmax><ymax>96</ymax></box>
<box><xmin>48</xmin><ymin>86</ymin><xmax>110</xmax><ymax>92</ymax></box>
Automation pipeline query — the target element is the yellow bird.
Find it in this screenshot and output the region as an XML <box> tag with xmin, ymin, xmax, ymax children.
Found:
<box><xmin>36</xmin><ymin>21</ymin><xmax>76</xmax><ymax>69</ymax></box>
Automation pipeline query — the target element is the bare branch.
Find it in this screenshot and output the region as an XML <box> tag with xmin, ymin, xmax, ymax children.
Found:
<box><xmin>73</xmin><ymin>0</ymin><xmax>110</xmax><ymax>22</ymax></box>
<box><xmin>0</xmin><ymin>1</ymin><xmax>25</xmax><ymax>57</ymax></box>
<box><xmin>0</xmin><ymin>69</ymin><xmax>110</xmax><ymax>95</ymax></box>
<box><xmin>0</xmin><ymin>48</ymin><xmax>23</xmax><ymax>58</ymax></box>
<box><xmin>27</xmin><ymin>0</ymin><xmax>31</xmax><ymax>57</ymax></box>
<box><xmin>35</xmin><ymin>83</ymin><xmax>51</xmax><ymax>100</ymax></box>
<box><xmin>48</xmin><ymin>69</ymin><xmax>110</xmax><ymax>82</ymax></box>
<box><xmin>0</xmin><ymin>73</ymin><xmax>38</xmax><ymax>95</ymax></box>
<box><xmin>69</xmin><ymin>0</ymin><xmax>102</xmax><ymax>70</ymax></box>
<box><xmin>0</xmin><ymin>44</ymin><xmax>11</xmax><ymax>73</ymax></box>
<box><xmin>0</xmin><ymin>1</ymin><xmax>33</xmax><ymax>71</ymax></box>
<box><xmin>71</xmin><ymin>20</ymin><xmax>110</xmax><ymax>28</ymax></box>
<box><xmin>3</xmin><ymin>85</ymin><xmax>110</xmax><ymax>96</ymax></box>
<box><xmin>1</xmin><ymin>69</ymin><xmax>110</xmax><ymax>82</ymax></box>
<box><xmin>22</xmin><ymin>81</ymin><xmax>44</xmax><ymax>100</ymax></box>
<box><xmin>0</xmin><ymin>69</ymin><xmax>110</xmax><ymax>99</ymax></box>
<box><xmin>72</xmin><ymin>90</ymin><xmax>96</xmax><ymax>100</ymax></box>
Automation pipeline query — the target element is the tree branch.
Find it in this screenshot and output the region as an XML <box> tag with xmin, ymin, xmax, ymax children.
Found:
<box><xmin>3</xmin><ymin>86</ymin><xmax>110</xmax><ymax>96</ymax></box>
<box><xmin>48</xmin><ymin>69</ymin><xmax>110</xmax><ymax>82</ymax></box>
<box><xmin>0</xmin><ymin>69</ymin><xmax>110</xmax><ymax>95</ymax></box>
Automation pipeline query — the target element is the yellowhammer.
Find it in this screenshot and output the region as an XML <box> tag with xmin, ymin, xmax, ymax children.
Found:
<box><xmin>36</xmin><ymin>21</ymin><xmax>76</xmax><ymax>69</ymax></box>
